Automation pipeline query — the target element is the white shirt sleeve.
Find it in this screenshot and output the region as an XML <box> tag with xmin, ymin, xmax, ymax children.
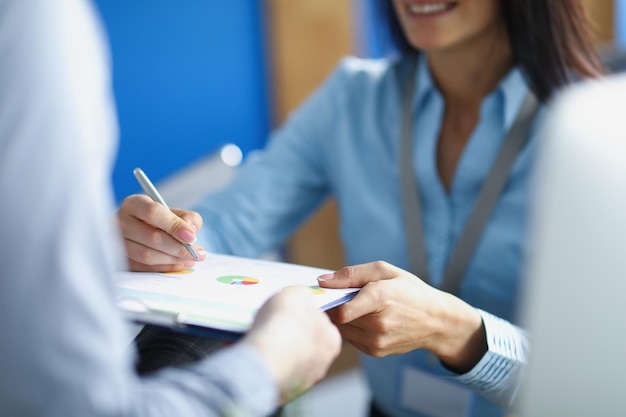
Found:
<box><xmin>0</xmin><ymin>0</ymin><xmax>278</xmax><ymax>416</ymax></box>
<box><xmin>452</xmin><ymin>309</ymin><xmax>529</xmax><ymax>409</ymax></box>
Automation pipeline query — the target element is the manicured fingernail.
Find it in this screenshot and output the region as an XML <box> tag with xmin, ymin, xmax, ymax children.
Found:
<box><xmin>183</xmin><ymin>260</ymin><xmax>196</xmax><ymax>268</ymax></box>
<box><xmin>179</xmin><ymin>229</ymin><xmax>196</xmax><ymax>244</ymax></box>
<box><xmin>317</xmin><ymin>273</ymin><xmax>335</xmax><ymax>282</ymax></box>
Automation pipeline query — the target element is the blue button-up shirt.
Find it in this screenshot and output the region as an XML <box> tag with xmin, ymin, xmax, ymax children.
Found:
<box><xmin>197</xmin><ymin>54</ymin><xmax>544</xmax><ymax>416</ymax></box>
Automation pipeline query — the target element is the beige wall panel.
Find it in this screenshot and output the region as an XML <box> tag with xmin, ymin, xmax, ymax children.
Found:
<box><xmin>267</xmin><ymin>0</ymin><xmax>354</xmax><ymax>119</ymax></box>
<box><xmin>266</xmin><ymin>0</ymin><xmax>359</xmax><ymax>375</ymax></box>
<box><xmin>584</xmin><ymin>0</ymin><xmax>615</xmax><ymax>43</ymax></box>
<box><xmin>266</xmin><ymin>0</ymin><xmax>354</xmax><ymax>271</ymax></box>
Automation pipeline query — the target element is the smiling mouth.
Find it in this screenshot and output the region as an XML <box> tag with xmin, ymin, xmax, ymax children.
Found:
<box><xmin>406</xmin><ymin>2</ymin><xmax>457</xmax><ymax>16</ymax></box>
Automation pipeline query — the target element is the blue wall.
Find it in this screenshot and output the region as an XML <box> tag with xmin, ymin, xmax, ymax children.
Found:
<box><xmin>94</xmin><ymin>1</ymin><xmax>272</xmax><ymax>202</ymax></box>
<box><xmin>618</xmin><ymin>0</ymin><xmax>626</xmax><ymax>46</ymax></box>
<box><xmin>354</xmin><ymin>0</ymin><xmax>392</xmax><ymax>58</ymax></box>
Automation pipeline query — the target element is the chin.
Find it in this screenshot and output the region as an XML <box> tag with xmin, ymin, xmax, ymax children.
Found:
<box><xmin>406</xmin><ymin>37</ymin><xmax>451</xmax><ymax>53</ymax></box>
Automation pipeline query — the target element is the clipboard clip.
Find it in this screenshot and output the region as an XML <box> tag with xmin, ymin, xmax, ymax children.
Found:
<box><xmin>117</xmin><ymin>298</ymin><xmax>189</xmax><ymax>329</ymax></box>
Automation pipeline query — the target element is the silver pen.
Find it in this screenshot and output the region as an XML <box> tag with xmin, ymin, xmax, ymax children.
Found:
<box><xmin>133</xmin><ymin>167</ymin><xmax>200</xmax><ymax>261</ymax></box>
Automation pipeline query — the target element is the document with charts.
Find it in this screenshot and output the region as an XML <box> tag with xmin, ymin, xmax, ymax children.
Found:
<box><xmin>115</xmin><ymin>253</ymin><xmax>359</xmax><ymax>339</ymax></box>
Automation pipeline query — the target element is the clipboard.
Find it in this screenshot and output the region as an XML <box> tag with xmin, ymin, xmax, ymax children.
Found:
<box><xmin>115</xmin><ymin>253</ymin><xmax>359</xmax><ymax>341</ymax></box>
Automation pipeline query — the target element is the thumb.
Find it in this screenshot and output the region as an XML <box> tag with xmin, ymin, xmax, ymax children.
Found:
<box><xmin>164</xmin><ymin>212</ymin><xmax>198</xmax><ymax>246</ymax></box>
<box><xmin>172</xmin><ymin>208</ymin><xmax>203</xmax><ymax>236</ymax></box>
<box><xmin>317</xmin><ymin>261</ymin><xmax>402</xmax><ymax>289</ymax></box>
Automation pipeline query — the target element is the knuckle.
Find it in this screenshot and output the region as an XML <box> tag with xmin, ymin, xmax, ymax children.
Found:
<box><xmin>121</xmin><ymin>194</ymin><xmax>147</xmax><ymax>214</ymax></box>
<box><xmin>146</xmin><ymin>228</ymin><xmax>166</xmax><ymax>247</ymax></box>
<box><xmin>334</xmin><ymin>308</ymin><xmax>350</xmax><ymax>324</ymax></box>
<box><xmin>134</xmin><ymin>248</ymin><xmax>154</xmax><ymax>265</ymax></box>
<box><xmin>364</xmin><ymin>343</ymin><xmax>385</xmax><ymax>358</ymax></box>
<box><xmin>119</xmin><ymin>195</ymin><xmax>135</xmax><ymax>211</ymax></box>
<box><xmin>368</xmin><ymin>337</ymin><xmax>389</xmax><ymax>358</ymax></box>
<box><xmin>373</xmin><ymin>317</ymin><xmax>392</xmax><ymax>334</ymax></box>
<box><xmin>370</xmin><ymin>349</ymin><xmax>386</xmax><ymax>358</ymax></box>
<box><xmin>372</xmin><ymin>260</ymin><xmax>391</xmax><ymax>274</ymax></box>
<box><xmin>364</xmin><ymin>281</ymin><xmax>385</xmax><ymax>300</ymax></box>
<box><xmin>143</xmin><ymin>202</ymin><xmax>163</xmax><ymax>224</ymax></box>
<box><xmin>176</xmin><ymin>245</ymin><xmax>191</xmax><ymax>258</ymax></box>
<box><xmin>341</xmin><ymin>265</ymin><xmax>355</xmax><ymax>280</ymax></box>
<box><xmin>118</xmin><ymin>217</ymin><xmax>131</xmax><ymax>234</ymax></box>
<box><xmin>371</xmin><ymin>280</ymin><xmax>391</xmax><ymax>299</ymax></box>
<box><xmin>167</xmin><ymin>217</ymin><xmax>184</xmax><ymax>236</ymax></box>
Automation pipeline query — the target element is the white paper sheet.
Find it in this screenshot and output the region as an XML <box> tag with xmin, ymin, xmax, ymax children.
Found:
<box><xmin>115</xmin><ymin>253</ymin><xmax>358</xmax><ymax>335</ymax></box>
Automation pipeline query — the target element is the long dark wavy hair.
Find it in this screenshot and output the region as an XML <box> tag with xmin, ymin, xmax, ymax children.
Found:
<box><xmin>380</xmin><ymin>0</ymin><xmax>606</xmax><ymax>101</ymax></box>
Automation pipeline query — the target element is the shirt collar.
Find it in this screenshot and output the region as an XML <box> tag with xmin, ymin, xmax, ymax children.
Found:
<box><xmin>412</xmin><ymin>54</ymin><xmax>531</xmax><ymax>129</ymax></box>
<box><xmin>499</xmin><ymin>66</ymin><xmax>531</xmax><ymax>130</ymax></box>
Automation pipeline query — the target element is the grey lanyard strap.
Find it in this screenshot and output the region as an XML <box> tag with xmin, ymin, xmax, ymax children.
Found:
<box><xmin>400</xmin><ymin>56</ymin><xmax>540</xmax><ymax>294</ymax></box>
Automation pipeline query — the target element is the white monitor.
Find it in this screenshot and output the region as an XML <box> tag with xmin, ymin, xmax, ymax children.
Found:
<box><xmin>518</xmin><ymin>74</ymin><xmax>626</xmax><ymax>415</ymax></box>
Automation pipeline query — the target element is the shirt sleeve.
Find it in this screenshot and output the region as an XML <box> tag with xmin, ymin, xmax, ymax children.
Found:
<box><xmin>451</xmin><ymin>309</ymin><xmax>529</xmax><ymax>409</ymax></box>
<box><xmin>0</xmin><ymin>0</ymin><xmax>279</xmax><ymax>416</ymax></box>
<box><xmin>194</xmin><ymin>57</ymin><xmax>354</xmax><ymax>257</ymax></box>
<box><xmin>136</xmin><ymin>343</ymin><xmax>279</xmax><ymax>416</ymax></box>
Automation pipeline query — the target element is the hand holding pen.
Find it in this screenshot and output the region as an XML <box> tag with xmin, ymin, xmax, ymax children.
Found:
<box><xmin>116</xmin><ymin>168</ymin><xmax>207</xmax><ymax>272</ymax></box>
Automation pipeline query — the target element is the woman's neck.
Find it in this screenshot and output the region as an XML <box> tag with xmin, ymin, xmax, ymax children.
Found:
<box><xmin>426</xmin><ymin>23</ymin><xmax>513</xmax><ymax>108</ymax></box>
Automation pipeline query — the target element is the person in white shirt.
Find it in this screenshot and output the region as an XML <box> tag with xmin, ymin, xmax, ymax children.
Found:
<box><xmin>0</xmin><ymin>0</ymin><xmax>341</xmax><ymax>416</ymax></box>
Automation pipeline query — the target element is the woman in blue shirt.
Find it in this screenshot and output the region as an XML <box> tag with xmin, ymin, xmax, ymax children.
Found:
<box><xmin>118</xmin><ymin>0</ymin><xmax>605</xmax><ymax>415</ymax></box>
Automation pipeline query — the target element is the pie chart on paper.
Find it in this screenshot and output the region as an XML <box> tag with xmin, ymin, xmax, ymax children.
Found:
<box><xmin>216</xmin><ymin>275</ymin><xmax>260</xmax><ymax>286</ymax></box>
<box><xmin>309</xmin><ymin>285</ymin><xmax>326</xmax><ymax>294</ymax></box>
